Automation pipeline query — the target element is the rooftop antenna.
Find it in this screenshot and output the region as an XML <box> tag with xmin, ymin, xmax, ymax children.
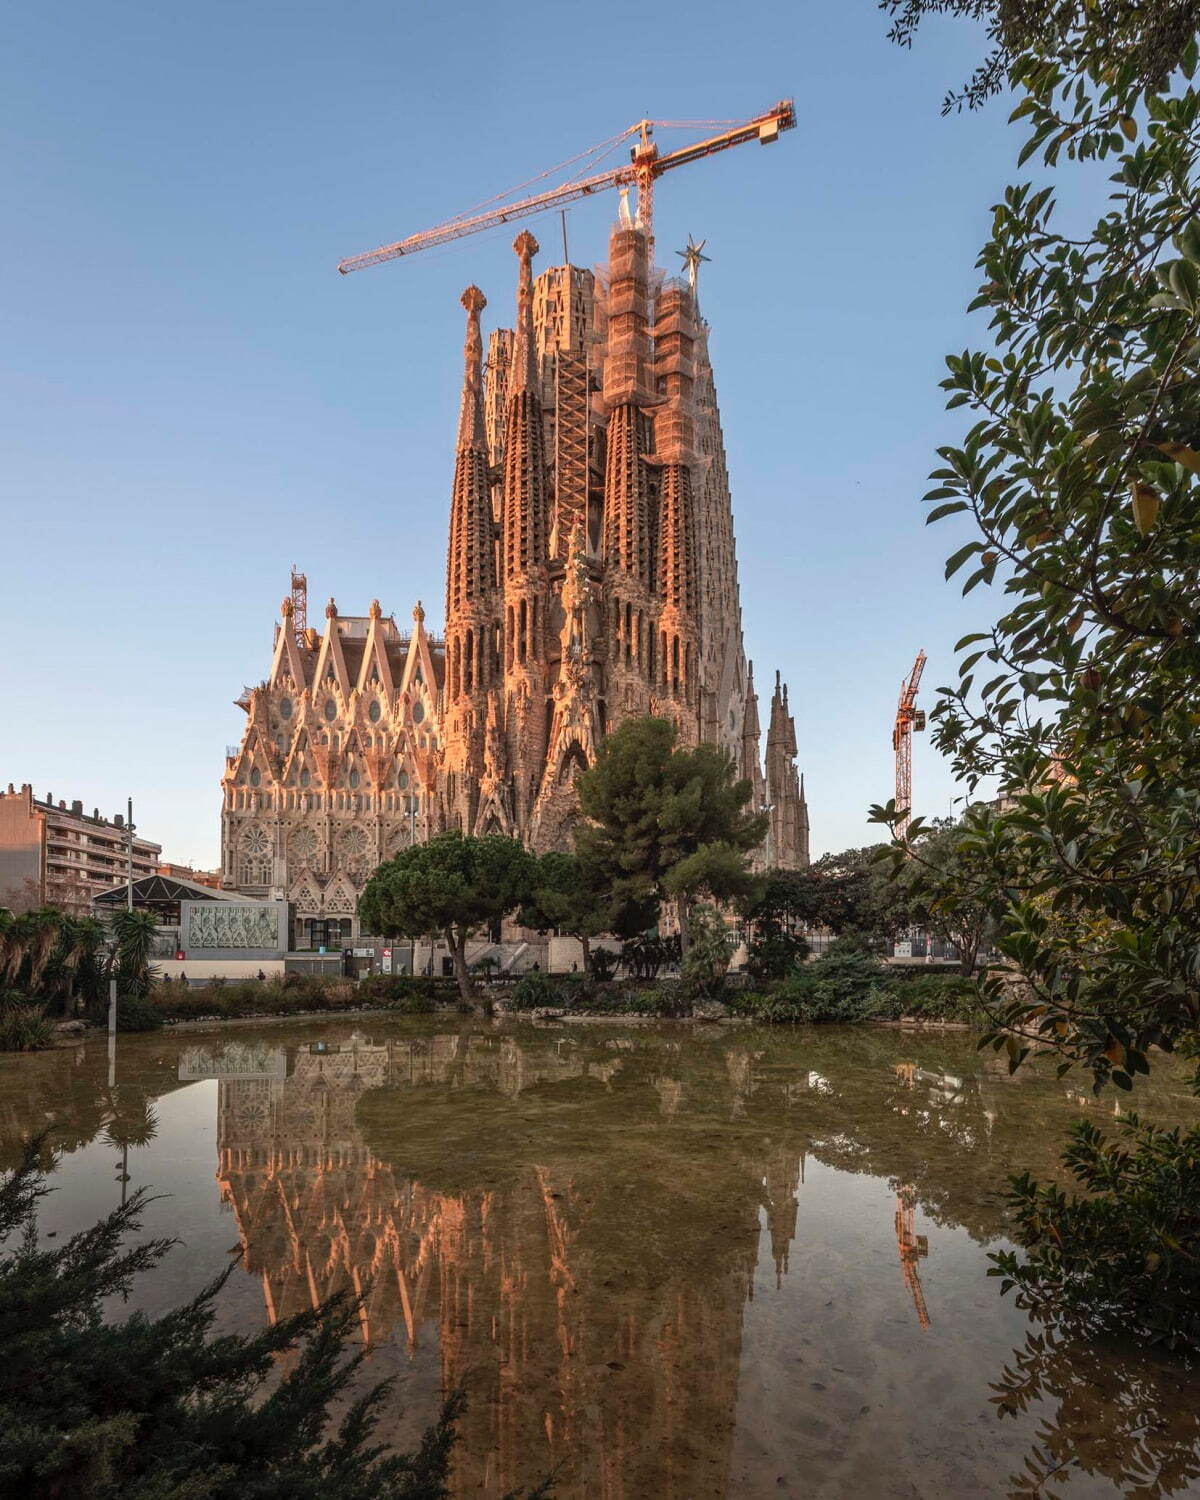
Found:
<box><xmin>560</xmin><ymin>208</ymin><xmax>569</xmax><ymax>266</ymax></box>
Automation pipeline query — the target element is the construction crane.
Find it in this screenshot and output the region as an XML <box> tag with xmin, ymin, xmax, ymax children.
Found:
<box><xmin>337</xmin><ymin>101</ymin><xmax>796</xmax><ymax>274</ymax></box>
<box><xmin>289</xmin><ymin>565</ymin><xmax>308</xmax><ymax>648</ymax></box>
<box><xmin>893</xmin><ymin>651</ymin><xmax>926</xmax><ymax>841</ymax></box>
<box><xmin>894</xmin><ymin>1187</ymin><xmax>931</xmax><ymax>1331</ymax></box>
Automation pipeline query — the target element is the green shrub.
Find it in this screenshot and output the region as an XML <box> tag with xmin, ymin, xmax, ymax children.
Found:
<box><xmin>116</xmin><ymin>993</ymin><xmax>164</xmax><ymax>1032</ymax></box>
<box><xmin>355</xmin><ymin>973</ymin><xmax>442</xmax><ymax>1010</ymax></box>
<box><xmin>0</xmin><ymin>1003</ymin><xmax>55</xmax><ymax>1051</ymax></box>
<box><xmin>589</xmin><ymin>947</ymin><xmax>619</xmax><ymax>982</ymax></box>
<box><xmin>679</xmin><ymin>907</ymin><xmax>732</xmax><ymax>1007</ymax></box>
<box><xmin>741</xmin><ymin>939</ymin><xmax>888</xmax><ymax>1024</ymax></box>
<box><xmin>881</xmin><ymin>972</ymin><xmax>986</xmax><ymax>1023</ymax></box>
<box><xmin>509</xmin><ymin>971</ymin><xmax>561</xmax><ymax>1011</ymax></box>
<box><xmin>991</xmin><ymin>1115</ymin><xmax>1200</xmax><ymax>1353</ymax></box>
<box><xmin>747</xmin><ymin>929</ymin><xmax>810</xmax><ymax>983</ymax></box>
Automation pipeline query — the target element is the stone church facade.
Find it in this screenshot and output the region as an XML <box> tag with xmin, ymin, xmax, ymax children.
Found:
<box><xmin>221</xmin><ymin>218</ymin><xmax>807</xmax><ymax>939</ymax></box>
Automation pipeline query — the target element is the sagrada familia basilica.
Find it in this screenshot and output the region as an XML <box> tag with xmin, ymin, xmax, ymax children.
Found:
<box><xmin>220</xmin><ymin>217</ymin><xmax>808</xmax><ymax>941</ymax></box>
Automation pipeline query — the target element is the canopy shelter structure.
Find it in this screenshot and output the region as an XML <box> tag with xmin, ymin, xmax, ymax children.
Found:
<box><xmin>93</xmin><ymin>873</ymin><xmax>241</xmax><ymax>926</ymax></box>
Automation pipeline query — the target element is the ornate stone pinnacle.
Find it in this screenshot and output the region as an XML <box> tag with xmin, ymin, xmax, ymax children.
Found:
<box><xmin>413</xmin><ymin>600</ymin><xmax>425</xmax><ymax>624</ymax></box>
<box><xmin>461</xmin><ymin>285</ymin><xmax>487</xmax><ymax>316</ymax></box>
<box><xmin>281</xmin><ymin>597</ymin><xmax>293</xmax><ymax>618</ymax></box>
<box><xmin>369</xmin><ymin>599</ymin><xmax>381</xmax><ymax>619</ymax></box>
<box><xmin>326</xmin><ymin>597</ymin><xmax>338</xmax><ymax>619</ymax></box>
<box><xmin>513</xmin><ymin>230</ymin><xmax>539</xmax><ymax>262</ymax></box>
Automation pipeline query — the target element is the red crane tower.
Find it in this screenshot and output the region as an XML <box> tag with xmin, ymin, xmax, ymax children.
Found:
<box><xmin>893</xmin><ymin>651</ymin><xmax>926</xmax><ymax>841</ymax></box>
<box><xmin>337</xmin><ymin>102</ymin><xmax>796</xmax><ymax>273</ymax></box>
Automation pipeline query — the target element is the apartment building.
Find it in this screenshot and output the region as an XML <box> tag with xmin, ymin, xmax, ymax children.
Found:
<box><xmin>0</xmin><ymin>783</ymin><xmax>161</xmax><ymax>915</ymax></box>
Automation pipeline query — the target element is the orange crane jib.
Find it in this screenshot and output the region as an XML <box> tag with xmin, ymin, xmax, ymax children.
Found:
<box><xmin>337</xmin><ymin>101</ymin><xmax>796</xmax><ymax>274</ymax></box>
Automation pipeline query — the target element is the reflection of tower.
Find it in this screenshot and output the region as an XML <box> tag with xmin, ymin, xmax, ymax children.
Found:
<box><xmin>763</xmin><ymin>1150</ymin><xmax>802</xmax><ymax>1288</ymax></box>
<box><xmin>210</xmin><ymin>1031</ymin><xmax>796</xmax><ymax>1500</ymax></box>
<box><xmin>894</xmin><ymin>1186</ymin><xmax>930</xmax><ymax>1330</ymax></box>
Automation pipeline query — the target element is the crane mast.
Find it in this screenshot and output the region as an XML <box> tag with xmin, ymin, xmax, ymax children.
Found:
<box><xmin>337</xmin><ymin>101</ymin><xmax>796</xmax><ymax>274</ymax></box>
<box><xmin>893</xmin><ymin>650</ymin><xmax>926</xmax><ymax>841</ymax></box>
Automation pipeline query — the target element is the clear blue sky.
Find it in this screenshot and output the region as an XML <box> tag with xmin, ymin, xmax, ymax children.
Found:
<box><xmin>2</xmin><ymin>0</ymin><xmax>1029</xmax><ymax>867</ymax></box>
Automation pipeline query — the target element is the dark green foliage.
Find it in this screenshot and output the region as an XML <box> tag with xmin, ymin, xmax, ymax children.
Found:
<box><xmin>519</xmin><ymin>851</ymin><xmax>621</xmax><ymax>975</ymax></box>
<box><xmin>354</xmin><ymin>973</ymin><xmax>441</xmax><ymax>1011</ymax></box>
<box><xmin>0</xmin><ymin>909</ymin><xmax>108</xmax><ymax>1020</ymax></box>
<box><xmin>509</xmin><ymin>972</ymin><xmax>561</xmax><ymax>1012</ymax></box>
<box><xmin>115</xmin><ymin>992</ymin><xmax>163</xmax><ymax>1033</ymax></box>
<box><xmin>869</xmin><ymin>0</ymin><xmax>1200</xmax><ymax>1093</ymax></box>
<box><xmin>741</xmin><ymin>869</ymin><xmax>813</xmax><ymax>980</ymax></box>
<box><xmin>732</xmin><ymin>945</ymin><xmax>983</xmax><ymax>1027</ymax></box>
<box><xmin>738</xmin><ymin>940</ymin><xmax>889</xmax><ymax>1025</ymax></box>
<box><xmin>746</xmin><ymin>930</ymin><xmax>809</xmax><ymax>983</ymax></box>
<box><xmin>109</xmin><ymin>908</ymin><xmax>159</xmax><ymax>1001</ymax></box>
<box><xmin>0</xmin><ymin>1140</ymin><xmax>463</xmax><ymax>1498</ymax></box>
<box><xmin>151</xmin><ymin>973</ymin><xmax>451</xmax><ymax>1022</ymax></box>
<box><xmin>359</xmin><ymin>833</ymin><xmax>535</xmax><ymax>1006</ymax></box>
<box><xmin>0</xmin><ymin>1002</ymin><xmax>55</xmax><ymax>1052</ymax></box>
<box><xmin>990</xmin><ymin>1114</ymin><xmax>1200</xmax><ymax>1351</ymax></box>
<box><xmin>878</xmin><ymin>972</ymin><xmax>988</xmax><ymax>1023</ymax></box>
<box><xmin>621</xmin><ymin>933</ymin><xmax>678</xmax><ymax>982</ymax></box>
<box><xmin>874</xmin><ymin>819</ymin><xmax>995</xmax><ymax>975</ymax></box>
<box><xmin>883</xmin><ymin>0</ymin><xmax>1200</xmax><ymax>113</ymax></box>
<box><xmin>679</xmin><ymin>906</ymin><xmax>732</xmax><ymax>1004</ymax></box>
<box><xmin>575</xmin><ymin>717</ymin><xmax>765</xmax><ymax>950</ymax></box>
<box><xmin>588</xmin><ymin>947</ymin><xmax>618</xmax><ymax>982</ymax></box>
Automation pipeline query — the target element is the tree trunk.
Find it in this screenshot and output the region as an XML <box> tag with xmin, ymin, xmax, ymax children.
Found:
<box><xmin>448</xmin><ymin>928</ymin><xmax>476</xmax><ymax>1008</ymax></box>
<box><xmin>677</xmin><ymin>896</ymin><xmax>692</xmax><ymax>962</ymax></box>
<box><xmin>580</xmin><ymin>935</ymin><xmax>592</xmax><ymax>975</ymax></box>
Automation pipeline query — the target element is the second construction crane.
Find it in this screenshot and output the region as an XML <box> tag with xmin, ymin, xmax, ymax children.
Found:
<box><xmin>893</xmin><ymin>651</ymin><xmax>926</xmax><ymax>841</ymax></box>
<box><xmin>337</xmin><ymin>101</ymin><xmax>795</xmax><ymax>273</ymax></box>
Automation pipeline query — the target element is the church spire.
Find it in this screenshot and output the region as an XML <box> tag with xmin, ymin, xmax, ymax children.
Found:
<box><xmin>502</xmin><ymin>232</ymin><xmax>549</xmax><ymax>580</ymax></box>
<box><xmin>447</xmin><ymin>286</ymin><xmax>495</xmax><ymax>619</ymax></box>
<box><xmin>456</xmin><ymin>284</ymin><xmax>487</xmax><ymax>452</ymax></box>
<box><xmin>511</xmin><ymin>230</ymin><xmax>538</xmax><ymax>394</ymax></box>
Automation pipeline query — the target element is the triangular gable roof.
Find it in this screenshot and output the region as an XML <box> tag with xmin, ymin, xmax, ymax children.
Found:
<box><xmin>94</xmin><ymin>875</ymin><xmax>246</xmax><ymax>905</ymax></box>
<box><xmin>270</xmin><ymin>604</ymin><xmax>311</xmax><ymax>690</ymax></box>
<box><xmin>311</xmin><ymin>606</ymin><xmax>352</xmax><ymax>701</ymax></box>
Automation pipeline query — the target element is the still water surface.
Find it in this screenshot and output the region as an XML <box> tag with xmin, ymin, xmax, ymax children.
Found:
<box><xmin>3</xmin><ymin>1019</ymin><xmax>1199</xmax><ymax>1499</ymax></box>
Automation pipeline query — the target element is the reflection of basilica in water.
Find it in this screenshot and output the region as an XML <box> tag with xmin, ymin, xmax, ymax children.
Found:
<box><xmin>210</xmin><ymin>1033</ymin><xmax>824</xmax><ymax>1497</ymax></box>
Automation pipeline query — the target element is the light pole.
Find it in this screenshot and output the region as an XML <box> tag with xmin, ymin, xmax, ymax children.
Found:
<box><xmin>125</xmin><ymin>797</ymin><xmax>134</xmax><ymax>911</ymax></box>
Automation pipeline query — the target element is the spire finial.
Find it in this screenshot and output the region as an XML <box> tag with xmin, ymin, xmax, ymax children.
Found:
<box><xmin>457</xmin><ymin>285</ymin><xmax>488</xmax><ymax>450</ymax></box>
<box><xmin>412</xmin><ymin>600</ymin><xmax>425</xmax><ymax>625</ymax></box>
<box><xmin>369</xmin><ymin>598</ymin><xmax>381</xmax><ymax>619</ymax></box>
<box><xmin>326</xmin><ymin>597</ymin><xmax>338</xmax><ymax>619</ymax></box>
<box><xmin>512</xmin><ymin>232</ymin><xmax>539</xmax><ymax>391</ymax></box>
<box><xmin>281</xmin><ymin>597</ymin><xmax>293</xmax><ymax>618</ymax></box>
<box><xmin>676</xmin><ymin>234</ymin><xmax>710</xmax><ymax>297</ymax></box>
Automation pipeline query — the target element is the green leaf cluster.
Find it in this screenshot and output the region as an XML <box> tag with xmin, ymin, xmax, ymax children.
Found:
<box><xmin>892</xmin><ymin>6</ymin><xmax>1200</xmax><ymax>1089</ymax></box>
<box><xmin>990</xmin><ymin>1113</ymin><xmax>1200</xmax><ymax>1351</ymax></box>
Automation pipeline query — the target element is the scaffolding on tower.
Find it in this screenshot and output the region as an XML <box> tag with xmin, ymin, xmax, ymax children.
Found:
<box><xmin>290</xmin><ymin>567</ymin><xmax>308</xmax><ymax>647</ymax></box>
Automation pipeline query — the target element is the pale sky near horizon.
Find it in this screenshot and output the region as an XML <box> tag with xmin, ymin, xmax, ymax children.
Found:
<box><xmin>2</xmin><ymin>1</ymin><xmax>1064</xmax><ymax>868</ymax></box>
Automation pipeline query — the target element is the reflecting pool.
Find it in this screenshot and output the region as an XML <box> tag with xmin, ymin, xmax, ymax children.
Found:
<box><xmin>3</xmin><ymin>1020</ymin><xmax>1199</xmax><ymax>1498</ymax></box>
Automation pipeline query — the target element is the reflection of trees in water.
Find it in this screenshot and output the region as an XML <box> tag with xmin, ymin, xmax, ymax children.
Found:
<box><xmin>0</xmin><ymin>1045</ymin><xmax>176</xmax><ymax>1171</ymax></box>
<box><xmin>992</xmin><ymin>1310</ymin><xmax>1200</xmax><ymax>1498</ymax></box>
